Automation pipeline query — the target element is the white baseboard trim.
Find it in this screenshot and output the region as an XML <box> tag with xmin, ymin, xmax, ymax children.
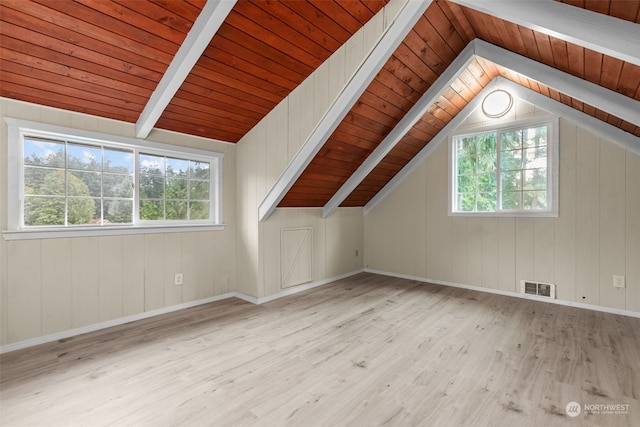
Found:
<box><xmin>365</xmin><ymin>268</ymin><xmax>640</xmax><ymax>319</ymax></box>
<box><xmin>1</xmin><ymin>269</ymin><xmax>365</xmax><ymax>354</ymax></box>
<box><xmin>252</xmin><ymin>268</ymin><xmax>365</xmax><ymax>305</ymax></box>
<box><xmin>1</xmin><ymin>292</ymin><xmax>236</xmax><ymax>354</ymax></box>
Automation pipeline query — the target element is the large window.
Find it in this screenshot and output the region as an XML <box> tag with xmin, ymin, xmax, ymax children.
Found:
<box><xmin>6</xmin><ymin>119</ymin><xmax>223</xmax><ymax>238</ymax></box>
<box><xmin>450</xmin><ymin>118</ymin><xmax>557</xmax><ymax>216</ymax></box>
<box><xmin>23</xmin><ymin>137</ymin><xmax>135</xmax><ymax>227</ymax></box>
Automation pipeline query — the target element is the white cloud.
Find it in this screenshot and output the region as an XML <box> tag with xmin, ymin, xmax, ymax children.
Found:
<box><xmin>140</xmin><ymin>159</ymin><xmax>162</xmax><ymax>170</ymax></box>
<box><xmin>82</xmin><ymin>150</ymin><xmax>96</xmax><ymax>163</ymax></box>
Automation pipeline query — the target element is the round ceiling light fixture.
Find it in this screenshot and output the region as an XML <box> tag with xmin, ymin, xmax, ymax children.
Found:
<box><xmin>481</xmin><ymin>89</ymin><xmax>513</xmax><ymax>118</ymax></box>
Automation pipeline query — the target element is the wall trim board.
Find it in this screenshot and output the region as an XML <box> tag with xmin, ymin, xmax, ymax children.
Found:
<box><xmin>365</xmin><ymin>269</ymin><xmax>640</xmax><ymax>319</ymax></box>
<box><xmin>0</xmin><ymin>269</ymin><xmax>364</xmax><ymax>354</ymax></box>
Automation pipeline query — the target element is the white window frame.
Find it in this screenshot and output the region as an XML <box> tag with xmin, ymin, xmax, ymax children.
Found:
<box><xmin>4</xmin><ymin>118</ymin><xmax>224</xmax><ymax>240</ymax></box>
<box><xmin>448</xmin><ymin>116</ymin><xmax>559</xmax><ymax>217</ymax></box>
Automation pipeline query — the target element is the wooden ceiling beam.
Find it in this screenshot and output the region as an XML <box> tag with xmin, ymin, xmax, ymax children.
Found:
<box><xmin>258</xmin><ymin>0</ymin><xmax>433</xmax><ymax>222</ymax></box>
<box><xmin>323</xmin><ymin>39</ymin><xmax>640</xmax><ymax>217</ymax></box>
<box><xmin>365</xmin><ymin>76</ymin><xmax>640</xmax><ymax>214</ymax></box>
<box><xmin>135</xmin><ymin>0</ymin><xmax>237</xmax><ymax>139</ymax></box>
<box><xmin>450</xmin><ymin>0</ymin><xmax>640</xmax><ymax>67</ymax></box>
<box><xmin>476</xmin><ymin>40</ymin><xmax>640</xmax><ymax>127</ymax></box>
<box><xmin>322</xmin><ymin>40</ymin><xmax>478</xmax><ymax>218</ymax></box>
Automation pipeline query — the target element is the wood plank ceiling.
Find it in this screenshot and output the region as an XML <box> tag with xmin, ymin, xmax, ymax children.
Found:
<box><xmin>280</xmin><ymin>0</ymin><xmax>640</xmax><ymax>208</ymax></box>
<box><xmin>1</xmin><ymin>0</ymin><xmax>638</xmax><ymax>211</ymax></box>
<box><xmin>0</xmin><ymin>0</ymin><xmax>388</xmax><ymax>142</ymax></box>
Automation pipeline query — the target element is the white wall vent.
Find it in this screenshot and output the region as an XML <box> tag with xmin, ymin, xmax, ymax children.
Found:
<box><xmin>520</xmin><ymin>280</ymin><xmax>556</xmax><ymax>299</ymax></box>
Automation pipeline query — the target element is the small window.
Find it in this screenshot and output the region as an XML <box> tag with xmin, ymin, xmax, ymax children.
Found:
<box><xmin>6</xmin><ymin>119</ymin><xmax>223</xmax><ymax>238</ymax></box>
<box><xmin>450</xmin><ymin>118</ymin><xmax>557</xmax><ymax>216</ymax></box>
<box><xmin>138</xmin><ymin>154</ymin><xmax>211</xmax><ymax>222</ymax></box>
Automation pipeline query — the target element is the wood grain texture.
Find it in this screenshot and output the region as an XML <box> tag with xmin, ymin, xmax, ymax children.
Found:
<box><xmin>2</xmin><ymin>0</ymin><xmax>638</xmax><ymax>210</ymax></box>
<box><xmin>557</xmin><ymin>0</ymin><xmax>640</xmax><ymax>23</ymax></box>
<box><xmin>290</xmin><ymin>3</ymin><xmax>640</xmax><ymax>209</ymax></box>
<box><xmin>279</xmin><ymin>1</ymin><xmax>475</xmax><ymax>208</ymax></box>
<box><xmin>1</xmin><ymin>273</ymin><xmax>639</xmax><ymax>426</ymax></box>
<box><xmin>0</xmin><ymin>0</ymin><xmax>387</xmax><ymax>142</ymax></box>
<box><xmin>155</xmin><ymin>0</ymin><xmax>388</xmax><ymax>142</ymax></box>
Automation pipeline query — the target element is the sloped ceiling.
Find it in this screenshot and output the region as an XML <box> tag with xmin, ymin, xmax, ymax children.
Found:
<box><xmin>277</xmin><ymin>0</ymin><xmax>640</xmax><ymax>212</ymax></box>
<box><xmin>1</xmin><ymin>0</ymin><xmax>639</xmax><ymax>216</ymax></box>
<box><xmin>0</xmin><ymin>0</ymin><xmax>389</xmax><ymax>141</ymax></box>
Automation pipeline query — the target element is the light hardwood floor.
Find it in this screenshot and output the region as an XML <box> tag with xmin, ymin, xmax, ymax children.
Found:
<box><xmin>1</xmin><ymin>273</ymin><xmax>639</xmax><ymax>427</ymax></box>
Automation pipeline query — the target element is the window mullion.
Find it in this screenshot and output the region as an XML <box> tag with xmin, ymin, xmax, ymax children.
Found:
<box><xmin>214</xmin><ymin>160</ymin><xmax>222</xmax><ymax>222</ymax></box>
<box><xmin>134</xmin><ymin>148</ymin><xmax>140</xmax><ymax>225</ymax></box>
<box><xmin>496</xmin><ymin>131</ymin><xmax>502</xmax><ymax>212</ymax></box>
<box><xmin>163</xmin><ymin>157</ymin><xmax>167</xmax><ymax>221</ymax></box>
<box><xmin>64</xmin><ymin>140</ymin><xmax>69</xmax><ymax>227</ymax></box>
<box><xmin>187</xmin><ymin>160</ymin><xmax>191</xmax><ymax>221</ymax></box>
<box><xmin>100</xmin><ymin>146</ymin><xmax>104</xmax><ymax>226</ymax></box>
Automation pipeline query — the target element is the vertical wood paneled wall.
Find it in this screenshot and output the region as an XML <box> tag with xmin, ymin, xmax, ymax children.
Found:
<box><xmin>364</xmin><ymin>100</ymin><xmax>640</xmax><ymax>313</ymax></box>
<box><xmin>0</xmin><ymin>98</ymin><xmax>237</xmax><ymax>345</ymax></box>
<box><xmin>235</xmin><ymin>0</ymin><xmax>405</xmax><ymax>298</ymax></box>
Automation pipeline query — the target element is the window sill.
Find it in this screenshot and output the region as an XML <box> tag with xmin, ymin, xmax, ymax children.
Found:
<box><xmin>2</xmin><ymin>224</ymin><xmax>226</xmax><ymax>241</ymax></box>
<box><xmin>448</xmin><ymin>211</ymin><xmax>558</xmax><ymax>218</ymax></box>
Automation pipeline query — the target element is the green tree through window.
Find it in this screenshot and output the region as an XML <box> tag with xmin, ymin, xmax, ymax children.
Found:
<box><xmin>25</xmin><ymin>170</ymin><xmax>95</xmax><ymax>225</ymax></box>
<box><xmin>453</xmin><ymin>122</ymin><xmax>552</xmax><ymax>214</ymax></box>
<box><xmin>16</xmin><ymin>128</ymin><xmax>220</xmax><ymax>231</ymax></box>
<box><xmin>22</xmin><ymin>138</ymin><xmax>134</xmax><ymax>226</ymax></box>
<box><xmin>139</xmin><ymin>154</ymin><xmax>210</xmax><ymax>221</ymax></box>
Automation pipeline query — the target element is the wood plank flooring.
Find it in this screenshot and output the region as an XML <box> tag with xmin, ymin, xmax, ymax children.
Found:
<box><xmin>1</xmin><ymin>273</ymin><xmax>639</xmax><ymax>427</ymax></box>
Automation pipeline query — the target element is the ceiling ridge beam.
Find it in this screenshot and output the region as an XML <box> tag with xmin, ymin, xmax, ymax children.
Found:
<box><xmin>450</xmin><ymin>0</ymin><xmax>640</xmax><ymax>67</ymax></box>
<box><xmin>364</xmin><ymin>76</ymin><xmax>640</xmax><ymax>214</ymax></box>
<box><xmin>322</xmin><ymin>40</ymin><xmax>478</xmax><ymax>218</ymax></box>
<box><xmin>135</xmin><ymin>0</ymin><xmax>237</xmax><ymax>139</ymax></box>
<box><xmin>258</xmin><ymin>0</ymin><xmax>433</xmax><ymax>222</ymax></box>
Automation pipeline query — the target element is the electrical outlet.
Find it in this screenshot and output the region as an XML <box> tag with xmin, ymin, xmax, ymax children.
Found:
<box><xmin>174</xmin><ymin>273</ymin><xmax>183</xmax><ymax>286</ymax></box>
<box><xmin>613</xmin><ymin>275</ymin><xmax>625</xmax><ymax>288</ymax></box>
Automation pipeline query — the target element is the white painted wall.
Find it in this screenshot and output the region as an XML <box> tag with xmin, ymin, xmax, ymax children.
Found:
<box><xmin>364</xmin><ymin>99</ymin><xmax>640</xmax><ymax>313</ymax></box>
<box><xmin>5</xmin><ymin>0</ymin><xmax>634</xmax><ymax>347</ymax></box>
<box><xmin>235</xmin><ymin>0</ymin><xmax>406</xmax><ymax>298</ymax></box>
<box><xmin>0</xmin><ymin>98</ymin><xmax>237</xmax><ymax>345</ymax></box>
